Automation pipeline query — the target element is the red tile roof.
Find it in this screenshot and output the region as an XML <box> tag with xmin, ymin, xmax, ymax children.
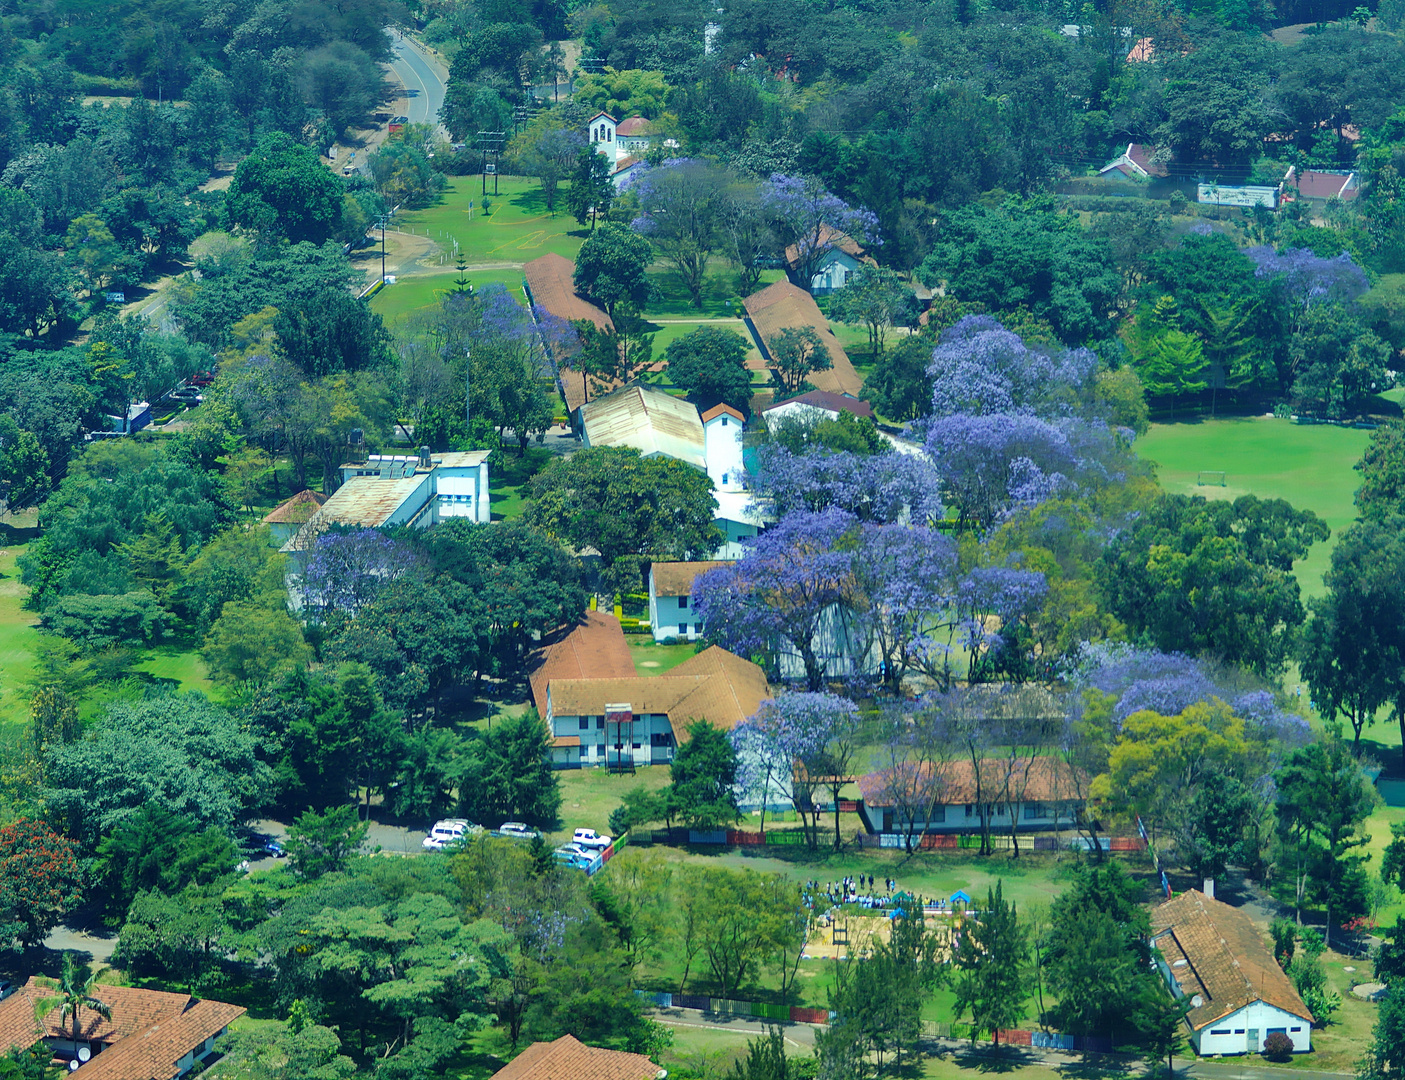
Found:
<box><xmin>760</xmin><ymin>389</ymin><xmax>873</xmax><ymax>419</ymax></box>
<box><xmin>491</xmin><ymin>1035</ymin><xmax>660</xmax><ymax>1080</ymax></box>
<box><xmin>262</xmin><ymin>489</ymin><xmax>327</xmax><ymax>524</ymax></box>
<box><xmin>742</xmin><ymin>282</ymin><xmax>864</xmax><ymax>399</ymax></box>
<box><xmin>783</xmin><ymin>224</ymin><xmax>865</xmax><ymax>268</ymax></box>
<box><xmin>528</xmin><ymin>611</ymin><xmax>637</xmax><ymax>716</ymax></box>
<box><xmin>0</xmin><ymin>978</ymin><xmax>244</xmax><ymax>1080</ymax></box>
<box><xmin>1152</xmin><ymin>890</ymin><xmax>1312</xmax><ymax>1030</ymax></box>
<box><xmin>615</xmin><ymin>118</ymin><xmax>655</xmax><ymax>137</ymax></box>
<box><xmin>523</xmin><ymin>254</ymin><xmax>616</xmax><ymax>413</ymax></box>
<box><xmin>651</xmin><ymin>561</ymin><xmax>730</xmax><ymax>597</ymax></box>
<box><xmin>1288</xmin><ymin>169</ymin><xmax>1358</xmax><ymax>201</ymax></box>
<box><xmin>700</xmin><ymin>404</ymin><xmax>745</xmax><ymax>423</ymax></box>
<box><xmin>75</xmin><ymin>999</ymin><xmax>245</xmax><ymax>1080</ymax></box>
<box><xmin>858</xmin><ymin>757</ymin><xmax>1084</xmax><ymax>807</ymax></box>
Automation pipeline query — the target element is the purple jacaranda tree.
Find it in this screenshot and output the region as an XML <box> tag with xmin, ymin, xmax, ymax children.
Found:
<box><xmin>631</xmin><ymin>158</ymin><xmax>730</xmax><ymax>309</ymax></box>
<box><xmin>749</xmin><ymin>444</ymin><xmax>945</xmax><ymax>524</ymax></box>
<box><xmin>924</xmin><ymin>413</ymin><xmax>1078</xmax><ymax>531</ymax></box>
<box><xmin>928</xmin><ymin>315</ymin><xmax>1101</xmax><ymax>420</ymax></box>
<box><xmin>693</xmin><ymin>509</ymin><xmax>858</xmax><ymax>691</ymax></box>
<box><xmin>847</xmin><ymin>522</ymin><xmax>959</xmax><ymax>693</ymax></box>
<box><xmin>762</xmin><ymin>174</ymin><xmax>880</xmax><ymax>292</ymax></box>
<box><xmin>731</xmin><ymin>692</ymin><xmax>860</xmax><ymax>848</ymax></box>
<box><xmin>1246</xmin><ymin>246</ymin><xmax>1370</xmax><ymax>326</ymax></box>
<box><xmin>1070</xmin><ymin>642</ymin><xmax>1310</xmax><ymax>745</ymax></box>
<box><xmin>301</xmin><ymin>528</ymin><xmax>426</xmax><ymax>617</ymax></box>
<box><xmin>908</xmin><ymin>562</ymin><xmax>1047</xmax><ymax>690</ymax></box>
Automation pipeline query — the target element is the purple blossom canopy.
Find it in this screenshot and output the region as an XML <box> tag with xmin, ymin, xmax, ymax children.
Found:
<box><xmin>928</xmin><ymin>316</ymin><xmax>1100</xmax><ymax>420</ymax></box>
<box><xmin>924</xmin><ymin>412</ymin><xmax>1079</xmax><ymax>527</ymax></box>
<box><xmin>733</xmin><ymin>691</ymin><xmax>861</xmax><ymax>804</ymax></box>
<box><xmin>693</xmin><ymin>509</ymin><xmax>858</xmax><ymax>689</ymax></box>
<box><xmin>1071</xmin><ymin>642</ymin><xmax>1310</xmax><ymax>743</ymax></box>
<box><xmin>302</xmin><ymin>528</ymin><xmax>426</xmax><ymax>615</ymax></box>
<box><xmin>749</xmin><ymin>444</ymin><xmax>945</xmax><ymax>524</ymax></box>
<box><xmin>1245</xmin><ymin>246</ymin><xmax>1370</xmax><ymax>312</ymax></box>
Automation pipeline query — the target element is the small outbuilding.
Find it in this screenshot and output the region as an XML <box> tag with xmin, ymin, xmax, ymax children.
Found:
<box><xmin>1151</xmin><ymin>889</ymin><xmax>1313</xmax><ymax>1055</ymax></box>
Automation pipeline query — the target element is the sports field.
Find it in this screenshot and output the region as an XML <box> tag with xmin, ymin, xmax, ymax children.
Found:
<box><xmin>1136</xmin><ymin>415</ymin><xmax>1371</xmax><ymax>600</ymax></box>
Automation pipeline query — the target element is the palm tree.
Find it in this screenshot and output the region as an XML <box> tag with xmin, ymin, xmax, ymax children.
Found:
<box><xmin>34</xmin><ymin>955</ymin><xmax>112</xmax><ymax>1057</ymax></box>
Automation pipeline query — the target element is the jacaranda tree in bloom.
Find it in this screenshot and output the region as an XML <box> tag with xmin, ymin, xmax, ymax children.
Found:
<box><xmin>732</xmin><ymin>692</ymin><xmax>860</xmax><ymax>848</ymax></box>
<box><xmin>762</xmin><ymin>174</ymin><xmax>880</xmax><ymax>291</ymax></box>
<box><xmin>749</xmin><ymin>443</ymin><xmax>945</xmax><ymax>524</ymax></box>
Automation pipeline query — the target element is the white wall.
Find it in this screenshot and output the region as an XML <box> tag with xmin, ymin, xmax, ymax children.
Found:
<box><xmin>776</xmin><ymin>603</ymin><xmax>882</xmax><ymax>681</ymax></box>
<box><xmin>433</xmin><ymin>461</ymin><xmax>492</xmax><ymax>523</ymax></box>
<box><xmin>704</xmin><ymin>414</ymin><xmax>745</xmax><ymax>492</ymax></box>
<box><xmin>810</xmin><ymin>250</ymin><xmax>862</xmax><ymax>294</ymax></box>
<box><xmin>549</xmin><ymin>708</ymin><xmax>676</xmax><ymax>767</ymax></box>
<box><xmin>1193</xmin><ymin>1002</ymin><xmax>1311</xmax><ymax>1055</ymax></box>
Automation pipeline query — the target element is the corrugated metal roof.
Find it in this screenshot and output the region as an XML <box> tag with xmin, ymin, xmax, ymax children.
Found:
<box><xmin>580</xmin><ymin>385</ymin><xmax>707</xmax><ymax>470</ymax></box>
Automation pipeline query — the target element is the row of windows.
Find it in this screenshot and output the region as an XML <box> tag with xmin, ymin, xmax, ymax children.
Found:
<box><xmin>1208</xmin><ymin>1027</ymin><xmax>1300</xmax><ymax>1036</ymax></box>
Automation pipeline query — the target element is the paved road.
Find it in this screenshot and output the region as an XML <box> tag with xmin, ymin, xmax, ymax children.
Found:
<box><xmin>652</xmin><ymin>1008</ymin><xmax>820</xmax><ymax>1050</ymax></box>
<box><xmin>389</xmin><ymin>32</ymin><xmax>449</xmax><ymax>136</ymax></box>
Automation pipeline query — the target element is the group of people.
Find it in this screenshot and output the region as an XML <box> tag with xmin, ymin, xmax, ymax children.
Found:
<box><xmin>802</xmin><ymin>875</ymin><xmax>903</xmax><ymax>911</ymax></box>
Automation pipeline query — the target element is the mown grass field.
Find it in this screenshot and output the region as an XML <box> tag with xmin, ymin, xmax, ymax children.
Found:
<box><xmin>0</xmin><ymin>518</ymin><xmax>40</xmax><ymax>727</ymax></box>
<box><xmin>392</xmin><ymin>175</ymin><xmax>584</xmax><ymax>264</ymax></box>
<box><xmin>1135</xmin><ymin>416</ymin><xmax>1372</xmax><ymax>601</ymax></box>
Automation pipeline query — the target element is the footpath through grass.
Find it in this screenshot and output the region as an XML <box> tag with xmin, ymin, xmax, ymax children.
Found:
<box><xmin>1136</xmin><ymin>415</ymin><xmax>1371</xmax><ymax>600</ymax></box>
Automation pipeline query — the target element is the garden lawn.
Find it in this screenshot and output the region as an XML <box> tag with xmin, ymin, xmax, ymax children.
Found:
<box><xmin>627</xmin><ymin>637</ymin><xmax>702</xmax><ymax>674</ymax></box>
<box><xmin>0</xmin><ymin>519</ymin><xmax>39</xmax><ymax>727</ymax></box>
<box><xmin>644</xmin><ymin>267</ymin><xmax>787</xmax><ymax>319</ymax></box>
<box><xmin>550</xmin><ymin>765</ymin><xmax>672</xmax><ymax>844</ymax></box>
<box><xmin>371</xmin><ymin>268</ymin><xmax>526</xmax><ymax>324</ymax></box>
<box><xmin>390</xmin><ymin>176</ymin><xmax>585</xmax><ymax>265</ymax></box>
<box><xmin>1136</xmin><ymin>416</ymin><xmax>1371</xmax><ymax>600</ymax></box>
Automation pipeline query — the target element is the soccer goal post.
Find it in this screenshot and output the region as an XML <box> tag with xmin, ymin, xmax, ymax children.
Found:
<box><xmin>1196</xmin><ymin>470</ymin><xmax>1227</xmax><ymax>487</ymax></box>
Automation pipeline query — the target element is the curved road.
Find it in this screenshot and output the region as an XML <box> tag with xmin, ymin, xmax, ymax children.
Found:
<box><xmin>389</xmin><ymin>33</ymin><xmax>449</xmax><ymax>137</ymax></box>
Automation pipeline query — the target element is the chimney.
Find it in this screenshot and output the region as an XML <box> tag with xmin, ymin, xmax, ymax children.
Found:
<box><xmin>1203</xmin><ymin>878</ymin><xmax>1214</xmax><ymax>900</ymax></box>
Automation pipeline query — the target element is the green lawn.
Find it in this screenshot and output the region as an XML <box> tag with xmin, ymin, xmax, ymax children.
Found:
<box><xmin>371</xmin><ymin>268</ymin><xmax>527</xmax><ymax>324</ymax></box>
<box><xmin>1135</xmin><ymin>416</ymin><xmax>1372</xmax><ymax>600</ymax></box>
<box><xmin>392</xmin><ymin>175</ymin><xmax>585</xmax><ymax>265</ymax></box>
<box><xmin>0</xmin><ymin>518</ymin><xmax>40</xmax><ymax>727</ymax></box>
<box><xmin>549</xmin><ymin>765</ymin><xmax>672</xmax><ymax>844</ymax></box>
<box><xmin>627</xmin><ymin>637</ymin><xmax>702</xmax><ymax>674</ymax></box>
<box><xmin>488</xmin><ymin>445</ymin><xmax>552</xmax><ymax>520</ymax></box>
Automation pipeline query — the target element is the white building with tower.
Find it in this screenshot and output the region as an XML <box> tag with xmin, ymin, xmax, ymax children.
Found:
<box><xmin>577</xmin><ymin>385</ymin><xmax>761</xmax><ymax>558</ymax></box>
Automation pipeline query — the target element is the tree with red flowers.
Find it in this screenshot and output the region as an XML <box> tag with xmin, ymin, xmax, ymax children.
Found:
<box><xmin>0</xmin><ymin>818</ymin><xmax>82</xmax><ymax>949</ymax></box>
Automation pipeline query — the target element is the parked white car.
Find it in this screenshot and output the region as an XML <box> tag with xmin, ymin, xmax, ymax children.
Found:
<box><xmin>498</xmin><ymin>821</ymin><xmax>540</xmax><ymax>840</ymax></box>
<box><xmin>572</xmin><ymin>828</ymin><xmax>612</xmax><ymax>850</ymax></box>
<box><xmin>555</xmin><ymin>842</ymin><xmax>593</xmax><ymax>860</ymax></box>
<box><xmin>422</xmin><ymin>819</ymin><xmax>480</xmax><ymax>850</ymax></box>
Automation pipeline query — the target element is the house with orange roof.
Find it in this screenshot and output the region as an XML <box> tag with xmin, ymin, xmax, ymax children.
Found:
<box><xmin>261</xmin><ymin>488</ymin><xmax>327</xmax><ymax>546</ymax></box>
<box><xmin>0</xmin><ymin>977</ymin><xmax>244</xmax><ymax>1078</ymax></box>
<box><xmin>528</xmin><ymin>611</ymin><xmax>770</xmax><ymax>770</ymax></box>
<box><xmin>490</xmin><ymin>1034</ymin><xmax>663</xmax><ymax>1080</ymax></box>
<box><xmin>784</xmin><ymin>224</ymin><xmax>872</xmax><ymax>294</ymax></box>
<box><xmin>1151</xmin><ymin>888</ymin><xmax>1313</xmax><ymax>1054</ymax></box>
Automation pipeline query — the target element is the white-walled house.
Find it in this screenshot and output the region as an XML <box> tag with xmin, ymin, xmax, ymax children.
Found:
<box><xmin>649</xmin><ymin>561</ymin><xmax>728</xmax><ymax>642</ymax></box>
<box><xmin>527</xmin><ymin>612</ymin><xmax>770</xmax><ymax>769</ymax></box>
<box><xmin>702</xmin><ymin>404</ymin><xmax>745</xmax><ymax>491</ymax></box>
<box><xmin>856</xmin><ymin>757</ymin><xmax>1085</xmax><ymax>835</ymax></box>
<box><xmin>1152</xmin><ymin>890</ymin><xmax>1314</xmax><ymax>1055</ymax></box>
<box><xmin>283</xmin><ymin>450</ymin><xmax>491</xmax><ymax>552</ymax></box>
<box><xmin>783</xmin><ymin>225</ymin><xmax>870</xmax><ymax>294</ymax></box>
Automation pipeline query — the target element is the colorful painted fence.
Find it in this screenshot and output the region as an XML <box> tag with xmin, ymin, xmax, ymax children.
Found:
<box><xmin>642</xmin><ymin>993</ymin><xmax>831</xmax><ymax>1025</ymax></box>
